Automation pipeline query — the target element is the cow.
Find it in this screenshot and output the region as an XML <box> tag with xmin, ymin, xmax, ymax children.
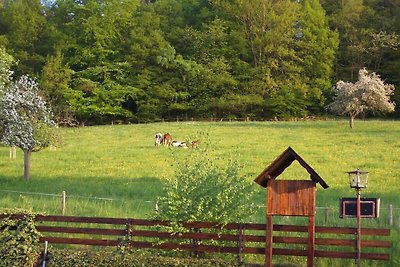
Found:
<box><xmin>162</xmin><ymin>133</ymin><xmax>172</xmax><ymax>146</ymax></box>
<box><xmin>171</xmin><ymin>140</ymin><xmax>188</xmax><ymax>148</ymax></box>
<box><xmin>155</xmin><ymin>133</ymin><xmax>163</xmax><ymax>146</ymax></box>
<box><xmin>190</xmin><ymin>140</ymin><xmax>200</xmax><ymax>148</ymax></box>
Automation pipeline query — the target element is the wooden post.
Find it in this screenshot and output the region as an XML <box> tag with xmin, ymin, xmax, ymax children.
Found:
<box><xmin>324</xmin><ymin>207</ymin><xmax>329</xmax><ymax>224</ymax></box>
<box><xmin>126</xmin><ymin>220</ymin><xmax>132</xmax><ymax>248</ymax></box>
<box><xmin>9</xmin><ymin>146</ymin><xmax>16</xmax><ymax>159</ymax></box>
<box><xmin>389</xmin><ymin>204</ymin><xmax>393</xmax><ymax>226</ymax></box>
<box><xmin>61</xmin><ymin>191</ymin><xmax>66</xmax><ymax>215</ymax></box>
<box><xmin>356</xmin><ymin>189</ymin><xmax>361</xmax><ymax>267</ymax></box>
<box><xmin>265</xmin><ymin>215</ymin><xmax>273</xmax><ymax>267</ymax></box>
<box><xmin>41</xmin><ymin>241</ymin><xmax>48</xmax><ymax>267</ymax></box>
<box><xmin>307</xmin><ymin>215</ymin><xmax>315</xmax><ymax>267</ymax></box>
<box><xmin>237</xmin><ymin>224</ymin><xmax>244</xmax><ymax>266</ymax></box>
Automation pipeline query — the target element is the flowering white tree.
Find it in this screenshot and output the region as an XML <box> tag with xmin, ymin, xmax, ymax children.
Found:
<box><xmin>327</xmin><ymin>68</ymin><xmax>395</xmax><ymax>128</ymax></box>
<box><xmin>0</xmin><ymin>75</ymin><xmax>57</xmax><ymax>180</ymax></box>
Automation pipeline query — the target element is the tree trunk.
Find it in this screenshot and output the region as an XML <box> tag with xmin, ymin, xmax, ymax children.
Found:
<box><xmin>23</xmin><ymin>149</ymin><xmax>31</xmax><ymax>181</ymax></box>
<box><xmin>349</xmin><ymin>116</ymin><xmax>355</xmax><ymax>129</ymax></box>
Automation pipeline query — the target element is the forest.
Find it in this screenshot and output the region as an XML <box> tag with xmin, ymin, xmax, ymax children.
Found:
<box><xmin>0</xmin><ymin>0</ymin><xmax>399</xmax><ymax>125</ymax></box>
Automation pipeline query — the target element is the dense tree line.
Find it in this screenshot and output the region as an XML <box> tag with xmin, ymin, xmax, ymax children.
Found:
<box><xmin>0</xmin><ymin>0</ymin><xmax>398</xmax><ymax>125</ymax></box>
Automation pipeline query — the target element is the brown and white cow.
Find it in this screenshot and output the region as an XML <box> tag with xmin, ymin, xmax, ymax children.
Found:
<box><xmin>155</xmin><ymin>133</ymin><xmax>163</xmax><ymax>146</ymax></box>
<box><xmin>162</xmin><ymin>133</ymin><xmax>172</xmax><ymax>146</ymax></box>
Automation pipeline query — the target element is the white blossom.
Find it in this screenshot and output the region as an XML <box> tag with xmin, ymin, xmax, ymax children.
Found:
<box><xmin>327</xmin><ymin>68</ymin><xmax>395</xmax><ymax>127</ymax></box>
<box><xmin>1</xmin><ymin>75</ymin><xmax>57</xmax><ymax>151</ymax></box>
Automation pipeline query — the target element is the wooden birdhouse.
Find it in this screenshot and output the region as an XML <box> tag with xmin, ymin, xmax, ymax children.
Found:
<box><xmin>254</xmin><ymin>146</ymin><xmax>329</xmax><ymax>267</ymax></box>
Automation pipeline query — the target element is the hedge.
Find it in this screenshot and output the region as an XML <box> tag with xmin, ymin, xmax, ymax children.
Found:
<box><xmin>46</xmin><ymin>249</ymin><xmax>240</xmax><ymax>267</ymax></box>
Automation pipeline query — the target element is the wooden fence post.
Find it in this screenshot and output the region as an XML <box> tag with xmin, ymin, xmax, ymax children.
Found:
<box><xmin>61</xmin><ymin>191</ymin><xmax>66</xmax><ymax>215</ymax></box>
<box><xmin>9</xmin><ymin>146</ymin><xmax>16</xmax><ymax>159</ymax></box>
<box><xmin>324</xmin><ymin>207</ymin><xmax>329</xmax><ymax>224</ymax></box>
<box><xmin>237</xmin><ymin>224</ymin><xmax>244</xmax><ymax>266</ymax></box>
<box><xmin>126</xmin><ymin>220</ymin><xmax>132</xmax><ymax>248</ymax></box>
<box><xmin>265</xmin><ymin>215</ymin><xmax>273</xmax><ymax>267</ymax></box>
<box><xmin>389</xmin><ymin>204</ymin><xmax>393</xmax><ymax>226</ymax></box>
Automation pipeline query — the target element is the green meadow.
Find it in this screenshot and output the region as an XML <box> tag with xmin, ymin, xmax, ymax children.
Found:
<box><xmin>1</xmin><ymin>120</ymin><xmax>399</xmax><ymax>265</ymax></box>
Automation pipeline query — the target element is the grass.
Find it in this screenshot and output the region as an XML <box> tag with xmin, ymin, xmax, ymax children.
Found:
<box><xmin>0</xmin><ymin>119</ymin><xmax>399</xmax><ymax>266</ymax></box>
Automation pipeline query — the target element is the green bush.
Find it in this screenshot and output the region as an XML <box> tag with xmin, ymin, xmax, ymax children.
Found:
<box><xmin>156</xmin><ymin>144</ymin><xmax>256</xmax><ymax>226</ymax></box>
<box><xmin>47</xmin><ymin>249</ymin><xmax>239</xmax><ymax>267</ymax></box>
<box><xmin>0</xmin><ymin>209</ymin><xmax>42</xmax><ymax>267</ymax></box>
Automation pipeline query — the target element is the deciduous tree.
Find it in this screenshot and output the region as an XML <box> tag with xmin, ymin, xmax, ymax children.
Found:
<box><xmin>0</xmin><ymin>75</ymin><xmax>57</xmax><ymax>180</ymax></box>
<box><xmin>327</xmin><ymin>68</ymin><xmax>395</xmax><ymax>128</ymax></box>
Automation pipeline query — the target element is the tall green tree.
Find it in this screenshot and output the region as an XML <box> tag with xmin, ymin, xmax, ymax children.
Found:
<box><xmin>297</xmin><ymin>0</ymin><xmax>339</xmax><ymax>113</ymax></box>
<box><xmin>0</xmin><ymin>0</ymin><xmax>47</xmax><ymax>75</ymax></box>
<box><xmin>40</xmin><ymin>52</ymin><xmax>75</xmax><ymax>125</ymax></box>
<box><xmin>50</xmin><ymin>0</ymin><xmax>142</xmax><ymax>124</ymax></box>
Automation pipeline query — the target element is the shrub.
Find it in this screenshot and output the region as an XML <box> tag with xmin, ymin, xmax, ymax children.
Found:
<box><xmin>0</xmin><ymin>209</ymin><xmax>42</xmax><ymax>267</ymax></box>
<box><xmin>47</xmin><ymin>249</ymin><xmax>239</xmax><ymax>267</ymax></box>
<box><xmin>156</xmin><ymin>144</ymin><xmax>256</xmax><ymax>226</ymax></box>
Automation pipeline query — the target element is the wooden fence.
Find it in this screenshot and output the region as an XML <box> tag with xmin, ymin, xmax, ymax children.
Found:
<box><xmin>1</xmin><ymin>214</ymin><xmax>391</xmax><ymax>264</ymax></box>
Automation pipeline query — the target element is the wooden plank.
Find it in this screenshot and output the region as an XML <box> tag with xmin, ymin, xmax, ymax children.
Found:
<box><xmin>273</xmin><ymin>248</ymin><xmax>308</xmax><ymax>257</ymax></box>
<box><xmin>267</xmin><ymin>180</ymin><xmax>315</xmax><ymax>216</ymax></box>
<box><xmin>39</xmin><ymin>237</ymin><xmax>119</xmax><ymax>246</ymax></box>
<box><xmin>316</xmin><ymin>238</ymin><xmax>391</xmax><ymax>248</ymax></box>
<box><xmin>274</xmin><ymin>224</ymin><xmax>308</xmax><ymax>232</ymax></box>
<box><xmin>131</xmin><ymin>241</ymin><xmax>239</xmax><ymax>254</ymax></box>
<box><xmin>130</xmin><ymin>229</ymin><xmax>264</xmax><ymax>243</ymax></box>
<box><xmin>316</xmin><ymin>226</ymin><xmax>390</xmax><ymax>236</ymax></box>
<box><xmin>315</xmin><ymin>250</ymin><xmax>390</xmax><ymax>260</ymax></box>
<box><xmin>36</xmin><ymin>226</ymin><xmax>125</xmax><ymax>236</ymax></box>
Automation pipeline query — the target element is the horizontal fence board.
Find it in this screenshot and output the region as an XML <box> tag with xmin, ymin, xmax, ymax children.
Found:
<box><xmin>40</xmin><ymin>237</ymin><xmax>120</xmax><ymax>246</ymax></box>
<box><xmin>273</xmin><ymin>248</ymin><xmax>308</xmax><ymax>257</ymax></box>
<box><xmin>131</xmin><ymin>241</ymin><xmax>240</xmax><ymax>254</ymax></box>
<box><xmin>36</xmin><ymin>226</ymin><xmax>126</xmax><ymax>236</ymax></box>
<box><xmin>315</xmin><ymin>250</ymin><xmax>390</xmax><ymax>260</ymax></box>
<box><xmin>315</xmin><ymin>226</ymin><xmax>391</xmax><ymax>236</ymax></box>
<box><xmin>315</xmin><ymin>238</ymin><xmax>391</xmax><ymax>248</ymax></box>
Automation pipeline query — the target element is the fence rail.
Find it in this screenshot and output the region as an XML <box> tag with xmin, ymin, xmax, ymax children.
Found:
<box><xmin>0</xmin><ymin>214</ymin><xmax>391</xmax><ymax>263</ymax></box>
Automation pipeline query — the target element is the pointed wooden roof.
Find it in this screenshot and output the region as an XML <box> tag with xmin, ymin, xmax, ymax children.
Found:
<box><xmin>254</xmin><ymin>147</ymin><xmax>329</xmax><ymax>189</ymax></box>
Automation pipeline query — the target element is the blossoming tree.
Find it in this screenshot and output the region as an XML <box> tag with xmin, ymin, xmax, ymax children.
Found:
<box><xmin>0</xmin><ymin>75</ymin><xmax>57</xmax><ymax>180</ymax></box>
<box><xmin>327</xmin><ymin>68</ymin><xmax>396</xmax><ymax>128</ymax></box>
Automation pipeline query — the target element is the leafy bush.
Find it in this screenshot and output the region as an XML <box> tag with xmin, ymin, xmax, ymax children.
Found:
<box><xmin>47</xmin><ymin>249</ymin><xmax>239</xmax><ymax>267</ymax></box>
<box><xmin>0</xmin><ymin>209</ymin><xmax>42</xmax><ymax>267</ymax></box>
<box><xmin>156</xmin><ymin>144</ymin><xmax>256</xmax><ymax>226</ymax></box>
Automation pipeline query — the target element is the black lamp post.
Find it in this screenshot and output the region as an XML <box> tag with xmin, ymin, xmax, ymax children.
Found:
<box><xmin>347</xmin><ymin>169</ymin><xmax>369</xmax><ymax>267</ymax></box>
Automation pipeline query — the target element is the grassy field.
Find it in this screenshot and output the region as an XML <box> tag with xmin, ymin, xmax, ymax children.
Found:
<box><xmin>0</xmin><ymin>120</ymin><xmax>399</xmax><ymax>265</ymax></box>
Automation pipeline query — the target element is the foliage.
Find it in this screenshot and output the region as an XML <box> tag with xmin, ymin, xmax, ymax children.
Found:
<box><xmin>0</xmin><ymin>75</ymin><xmax>57</xmax><ymax>151</ymax></box>
<box><xmin>47</xmin><ymin>249</ymin><xmax>238</xmax><ymax>267</ymax></box>
<box><xmin>0</xmin><ymin>209</ymin><xmax>42</xmax><ymax>267</ymax></box>
<box><xmin>0</xmin><ymin>46</ymin><xmax>14</xmax><ymax>135</ymax></box>
<box><xmin>156</xmin><ymin>144</ymin><xmax>256</xmax><ymax>228</ymax></box>
<box><xmin>0</xmin><ymin>75</ymin><xmax>58</xmax><ymax>180</ymax></box>
<box><xmin>0</xmin><ymin>46</ymin><xmax>14</xmax><ymax>91</ymax></box>
<box><xmin>327</xmin><ymin>68</ymin><xmax>396</xmax><ymax>128</ymax></box>
<box><xmin>0</xmin><ymin>0</ymin><xmax>396</xmax><ymax>123</ymax></box>
<box><xmin>40</xmin><ymin>52</ymin><xmax>76</xmax><ymax>126</ymax></box>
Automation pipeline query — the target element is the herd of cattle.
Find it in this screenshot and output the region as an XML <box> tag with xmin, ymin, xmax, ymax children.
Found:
<box><xmin>154</xmin><ymin>132</ymin><xmax>199</xmax><ymax>149</ymax></box>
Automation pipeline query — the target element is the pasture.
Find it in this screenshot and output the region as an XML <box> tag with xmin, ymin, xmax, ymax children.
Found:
<box><xmin>0</xmin><ymin>120</ymin><xmax>399</xmax><ymax>265</ymax></box>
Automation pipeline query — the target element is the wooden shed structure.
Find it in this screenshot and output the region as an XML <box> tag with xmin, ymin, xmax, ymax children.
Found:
<box><xmin>254</xmin><ymin>147</ymin><xmax>329</xmax><ymax>267</ymax></box>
